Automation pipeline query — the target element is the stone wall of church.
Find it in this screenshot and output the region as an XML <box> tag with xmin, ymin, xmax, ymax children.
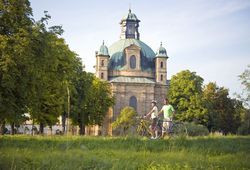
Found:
<box><xmin>154</xmin><ymin>84</ymin><xmax>168</xmax><ymax>110</ymax></box>
<box><xmin>111</xmin><ymin>82</ymin><xmax>168</xmax><ymax>120</ymax></box>
<box><xmin>111</xmin><ymin>82</ymin><xmax>155</xmax><ymax>119</ymax></box>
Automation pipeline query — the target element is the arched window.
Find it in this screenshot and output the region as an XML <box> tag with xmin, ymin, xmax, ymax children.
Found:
<box><xmin>101</xmin><ymin>72</ymin><xmax>104</xmax><ymax>79</ymax></box>
<box><xmin>130</xmin><ymin>55</ymin><xmax>136</xmax><ymax>69</ymax></box>
<box><xmin>101</xmin><ymin>60</ymin><xmax>104</xmax><ymax>67</ymax></box>
<box><xmin>129</xmin><ymin>96</ymin><xmax>137</xmax><ymax>111</ymax></box>
<box><xmin>160</xmin><ymin>61</ymin><xmax>163</xmax><ymax>68</ymax></box>
<box><xmin>160</xmin><ymin>74</ymin><xmax>163</xmax><ymax>81</ymax></box>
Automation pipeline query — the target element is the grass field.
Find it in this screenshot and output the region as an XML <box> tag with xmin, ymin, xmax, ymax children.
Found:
<box><xmin>0</xmin><ymin>135</ymin><xmax>250</xmax><ymax>170</ymax></box>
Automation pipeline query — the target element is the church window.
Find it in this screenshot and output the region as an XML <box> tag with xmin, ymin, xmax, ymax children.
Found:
<box><xmin>129</xmin><ymin>96</ymin><xmax>137</xmax><ymax>111</ymax></box>
<box><xmin>101</xmin><ymin>72</ymin><xmax>104</xmax><ymax>79</ymax></box>
<box><xmin>130</xmin><ymin>55</ymin><xmax>136</xmax><ymax>69</ymax></box>
<box><xmin>101</xmin><ymin>60</ymin><xmax>104</xmax><ymax>67</ymax></box>
<box><xmin>160</xmin><ymin>61</ymin><xmax>163</xmax><ymax>68</ymax></box>
<box><xmin>160</xmin><ymin>74</ymin><xmax>163</xmax><ymax>81</ymax></box>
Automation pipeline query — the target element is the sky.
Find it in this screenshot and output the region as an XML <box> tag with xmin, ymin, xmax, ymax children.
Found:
<box><xmin>29</xmin><ymin>0</ymin><xmax>250</xmax><ymax>96</ymax></box>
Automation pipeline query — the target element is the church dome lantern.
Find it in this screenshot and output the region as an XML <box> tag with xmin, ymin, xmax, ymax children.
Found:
<box><xmin>121</xmin><ymin>9</ymin><xmax>140</xmax><ymax>22</ymax></box>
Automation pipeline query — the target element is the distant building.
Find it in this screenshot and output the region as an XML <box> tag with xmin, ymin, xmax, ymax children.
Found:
<box><xmin>93</xmin><ymin>9</ymin><xmax>170</xmax><ymax>135</ymax></box>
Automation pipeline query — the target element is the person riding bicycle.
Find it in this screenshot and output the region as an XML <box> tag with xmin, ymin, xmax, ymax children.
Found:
<box><xmin>144</xmin><ymin>100</ymin><xmax>158</xmax><ymax>139</ymax></box>
<box><xmin>158</xmin><ymin>98</ymin><xmax>175</xmax><ymax>137</ymax></box>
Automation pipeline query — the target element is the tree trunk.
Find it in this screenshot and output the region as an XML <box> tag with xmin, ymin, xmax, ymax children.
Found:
<box><xmin>79</xmin><ymin>121</ymin><xmax>85</xmax><ymax>135</ymax></box>
<box><xmin>11</xmin><ymin>122</ymin><xmax>15</xmax><ymax>135</ymax></box>
<box><xmin>0</xmin><ymin>120</ymin><xmax>5</xmax><ymax>135</ymax></box>
<box><xmin>39</xmin><ymin>123</ymin><xmax>44</xmax><ymax>134</ymax></box>
<box><xmin>62</xmin><ymin>111</ymin><xmax>66</xmax><ymax>134</ymax></box>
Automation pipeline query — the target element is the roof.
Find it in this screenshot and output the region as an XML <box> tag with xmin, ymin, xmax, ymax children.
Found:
<box><xmin>98</xmin><ymin>41</ymin><xmax>109</xmax><ymax>56</ymax></box>
<box><xmin>109</xmin><ymin>76</ymin><xmax>155</xmax><ymax>84</ymax></box>
<box><xmin>121</xmin><ymin>9</ymin><xmax>140</xmax><ymax>22</ymax></box>
<box><xmin>108</xmin><ymin>39</ymin><xmax>155</xmax><ymax>71</ymax></box>
<box><xmin>156</xmin><ymin>42</ymin><xmax>168</xmax><ymax>58</ymax></box>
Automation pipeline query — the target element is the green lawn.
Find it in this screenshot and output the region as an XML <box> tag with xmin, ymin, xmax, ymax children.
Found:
<box><xmin>0</xmin><ymin>135</ymin><xmax>250</xmax><ymax>170</ymax></box>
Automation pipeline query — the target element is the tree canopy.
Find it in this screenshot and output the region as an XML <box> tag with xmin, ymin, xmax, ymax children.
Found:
<box><xmin>168</xmin><ymin>70</ymin><xmax>208</xmax><ymax>125</ymax></box>
<box><xmin>0</xmin><ymin>0</ymin><xmax>114</xmax><ymax>135</ymax></box>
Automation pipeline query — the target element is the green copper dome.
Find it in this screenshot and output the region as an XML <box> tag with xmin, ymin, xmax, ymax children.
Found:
<box><xmin>98</xmin><ymin>41</ymin><xmax>109</xmax><ymax>56</ymax></box>
<box><xmin>156</xmin><ymin>42</ymin><xmax>168</xmax><ymax>58</ymax></box>
<box><xmin>108</xmin><ymin>39</ymin><xmax>155</xmax><ymax>71</ymax></box>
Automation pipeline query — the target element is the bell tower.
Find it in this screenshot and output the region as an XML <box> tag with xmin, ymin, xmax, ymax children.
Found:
<box><xmin>96</xmin><ymin>41</ymin><xmax>109</xmax><ymax>81</ymax></box>
<box><xmin>120</xmin><ymin>9</ymin><xmax>140</xmax><ymax>40</ymax></box>
<box><xmin>155</xmin><ymin>42</ymin><xmax>168</xmax><ymax>84</ymax></box>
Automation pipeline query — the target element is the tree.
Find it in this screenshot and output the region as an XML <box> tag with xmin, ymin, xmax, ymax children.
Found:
<box><xmin>168</xmin><ymin>70</ymin><xmax>208</xmax><ymax>125</ymax></box>
<box><xmin>112</xmin><ymin>107</ymin><xmax>137</xmax><ymax>135</ymax></box>
<box><xmin>203</xmin><ymin>82</ymin><xmax>241</xmax><ymax>134</ymax></box>
<box><xmin>0</xmin><ymin>0</ymin><xmax>82</xmax><ymax>135</ymax></box>
<box><xmin>0</xmin><ymin>0</ymin><xmax>34</xmax><ymax>134</ymax></box>
<box><xmin>239</xmin><ymin>65</ymin><xmax>250</xmax><ymax>108</ymax></box>
<box><xmin>71</xmin><ymin>71</ymin><xmax>94</xmax><ymax>135</ymax></box>
<box><xmin>71</xmin><ymin>73</ymin><xmax>114</xmax><ymax>135</ymax></box>
<box><xmin>26</xmin><ymin>14</ymin><xmax>81</xmax><ymax>134</ymax></box>
<box><xmin>237</xmin><ymin>65</ymin><xmax>250</xmax><ymax>134</ymax></box>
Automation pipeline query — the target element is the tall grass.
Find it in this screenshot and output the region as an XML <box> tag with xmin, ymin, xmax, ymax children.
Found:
<box><xmin>0</xmin><ymin>135</ymin><xmax>249</xmax><ymax>169</ymax></box>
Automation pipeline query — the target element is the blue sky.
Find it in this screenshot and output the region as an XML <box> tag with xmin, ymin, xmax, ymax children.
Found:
<box><xmin>29</xmin><ymin>0</ymin><xmax>250</xmax><ymax>96</ymax></box>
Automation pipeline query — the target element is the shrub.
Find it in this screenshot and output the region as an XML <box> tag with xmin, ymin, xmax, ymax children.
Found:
<box><xmin>112</xmin><ymin>107</ymin><xmax>137</xmax><ymax>135</ymax></box>
<box><xmin>184</xmin><ymin>122</ymin><xmax>209</xmax><ymax>136</ymax></box>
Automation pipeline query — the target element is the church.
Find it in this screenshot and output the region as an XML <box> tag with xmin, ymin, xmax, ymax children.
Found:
<box><xmin>93</xmin><ymin>9</ymin><xmax>170</xmax><ymax>135</ymax></box>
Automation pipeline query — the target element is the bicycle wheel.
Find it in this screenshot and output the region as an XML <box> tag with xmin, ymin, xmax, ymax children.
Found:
<box><xmin>171</xmin><ymin>122</ymin><xmax>187</xmax><ymax>137</ymax></box>
<box><xmin>136</xmin><ymin>125</ymin><xmax>150</xmax><ymax>137</ymax></box>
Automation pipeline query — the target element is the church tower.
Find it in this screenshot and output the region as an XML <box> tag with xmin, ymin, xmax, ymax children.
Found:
<box><xmin>155</xmin><ymin>42</ymin><xmax>168</xmax><ymax>84</ymax></box>
<box><xmin>96</xmin><ymin>41</ymin><xmax>109</xmax><ymax>80</ymax></box>
<box><xmin>120</xmin><ymin>9</ymin><xmax>140</xmax><ymax>40</ymax></box>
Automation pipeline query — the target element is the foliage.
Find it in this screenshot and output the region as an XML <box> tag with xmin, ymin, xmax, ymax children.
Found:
<box><xmin>0</xmin><ymin>0</ymin><xmax>34</xmax><ymax>134</ymax></box>
<box><xmin>184</xmin><ymin>122</ymin><xmax>209</xmax><ymax>136</ymax></box>
<box><xmin>86</xmin><ymin>78</ymin><xmax>114</xmax><ymax>126</ymax></box>
<box><xmin>168</xmin><ymin>70</ymin><xmax>208</xmax><ymax>125</ymax></box>
<box><xmin>71</xmin><ymin>72</ymin><xmax>114</xmax><ymax>135</ymax></box>
<box><xmin>237</xmin><ymin>116</ymin><xmax>250</xmax><ymax>135</ymax></box>
<box><xmin>112</xmin><ymin>107</ymin><xmax>137</xmax><ymax>135</ymax></box>
<box><xmin>237</xmin><ymin>109</ymin><xmax>250</xmax><ymax>135</ymax></box>
<box><xmin>203</xmin><ymin>82</ymin><xmax>241</xmax><ymax>134</ymax></box>
<box><xmin>0</xmin><ymin>136</ymin><xmax>250</xmax><ymax>169</ymax></box>
<box><xmin>239</xmin><ymin>65</ymin><xmax>250</xmax><ymax>108</ymax></box>
<box><xmin>1</xmin><ymin>0</ymin><xmax>111</xmax><ymax>135</ymax></box>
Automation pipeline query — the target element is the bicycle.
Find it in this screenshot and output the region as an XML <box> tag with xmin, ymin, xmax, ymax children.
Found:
<box><xmin>161</xmin><ymin>120</ymin><xmax>188</xmax><ymax>138</ymax></box>
<box><xmin>136</xmin><ymin>116</ymin><xmax>152</xmax><ymax>137</ymax></box>
<box><xmin>136</xmin><ymin>116</ymin><xmax>187</xmax><ymax>138</ymax></box>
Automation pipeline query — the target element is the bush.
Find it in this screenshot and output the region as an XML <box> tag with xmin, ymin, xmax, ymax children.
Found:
<box><xmin>112</xmin><ymin>107</ymin><xmax>137</xmax><ymax>136</ymax></box>
<box><xmin>237</xmin><ymin>121</ymin><xmax>250</xmax><ymax>135</ymax></box>
<box><xmin>184</xmin><ymin>122</ymin><xmax>209</xmax><ymax>136</ymax></box>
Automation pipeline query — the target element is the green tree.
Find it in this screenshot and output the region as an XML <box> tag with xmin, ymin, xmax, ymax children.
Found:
<box><xmin>0</xmin><ymin>0</ymin><xmax>34</xmax><ymax>134</ymax></box>
<box><xmin>26</xmin><ymin>14</ymin><xmax>81</xmax><ymax>134</ymax></box>
<box><xmin>0</xmin><ymin>0</ymin><xmax>83</xmax><ymax>135</ymax></box>
<box><xmin>168</xmin><ymin>70</ymin><xmax>208</xmax><ymax>125</ymax></box>
<box><xmin>239</xmin><ymin>65</ymin><xmax>250</xmax><ymax>107</ymax></box>
<box><xmin>71</xmin><ymin>71</ymin><xmax>94</xmax><ymax>135</ymax></box>
<box><xmin>237</xmin><ymin>65</ymin><xmax>250</xmax><ymax>134</ymax></box>
<box><xmin>71</xmin><ymin>73</ymin><xmax>114</xmax><ymax>135</ymax></box>
<box><xmin>112</xmin><ymin>107</ymin><xmax>136</xmax><ymax>135</ymax></box>
<box><xmin>203</xmin><ymin>82</ymin><xmax>241</xmax><ymax>134</ymax></box>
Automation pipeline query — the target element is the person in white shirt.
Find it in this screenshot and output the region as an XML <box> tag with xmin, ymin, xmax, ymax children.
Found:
<box><xmin>145</xmin><ymin>100</ymin><xmax>159</xmax><ymax>139</ymax></box>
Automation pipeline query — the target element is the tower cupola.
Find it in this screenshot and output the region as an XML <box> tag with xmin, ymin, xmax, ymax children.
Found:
<box><xmin>120</xmin><ymin>9</ymin><xmax>140</xmax><ymax>40</ymax></box>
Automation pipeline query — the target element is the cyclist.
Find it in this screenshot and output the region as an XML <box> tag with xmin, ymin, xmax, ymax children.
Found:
<box><xmin>158</xmin><ymin>98</ymin><xmax>175</xmax><ymax>137</ymax></box>
<box><xmin>144</xmin><ymin>100</ymin><xmax>159</xmax><ymax>139</ymax></box>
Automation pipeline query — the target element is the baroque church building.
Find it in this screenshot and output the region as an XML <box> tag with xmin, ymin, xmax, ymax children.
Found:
<box><xmin>94</xmin><ymin>9</ymin><xmax>170</xmax><ymax>135</ymax></box>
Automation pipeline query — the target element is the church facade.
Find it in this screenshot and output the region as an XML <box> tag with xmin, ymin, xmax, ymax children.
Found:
<box><xmin>95</xmin><ymin>9</ymin><xmax>170</xmax><ymax>135</ymax></box>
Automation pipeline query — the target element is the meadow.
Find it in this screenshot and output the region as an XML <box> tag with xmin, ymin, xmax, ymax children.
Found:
<box><xmin>0</xmin><ymin>135</ymin><xmax>249</xmax><ymax>170</ymax></box>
